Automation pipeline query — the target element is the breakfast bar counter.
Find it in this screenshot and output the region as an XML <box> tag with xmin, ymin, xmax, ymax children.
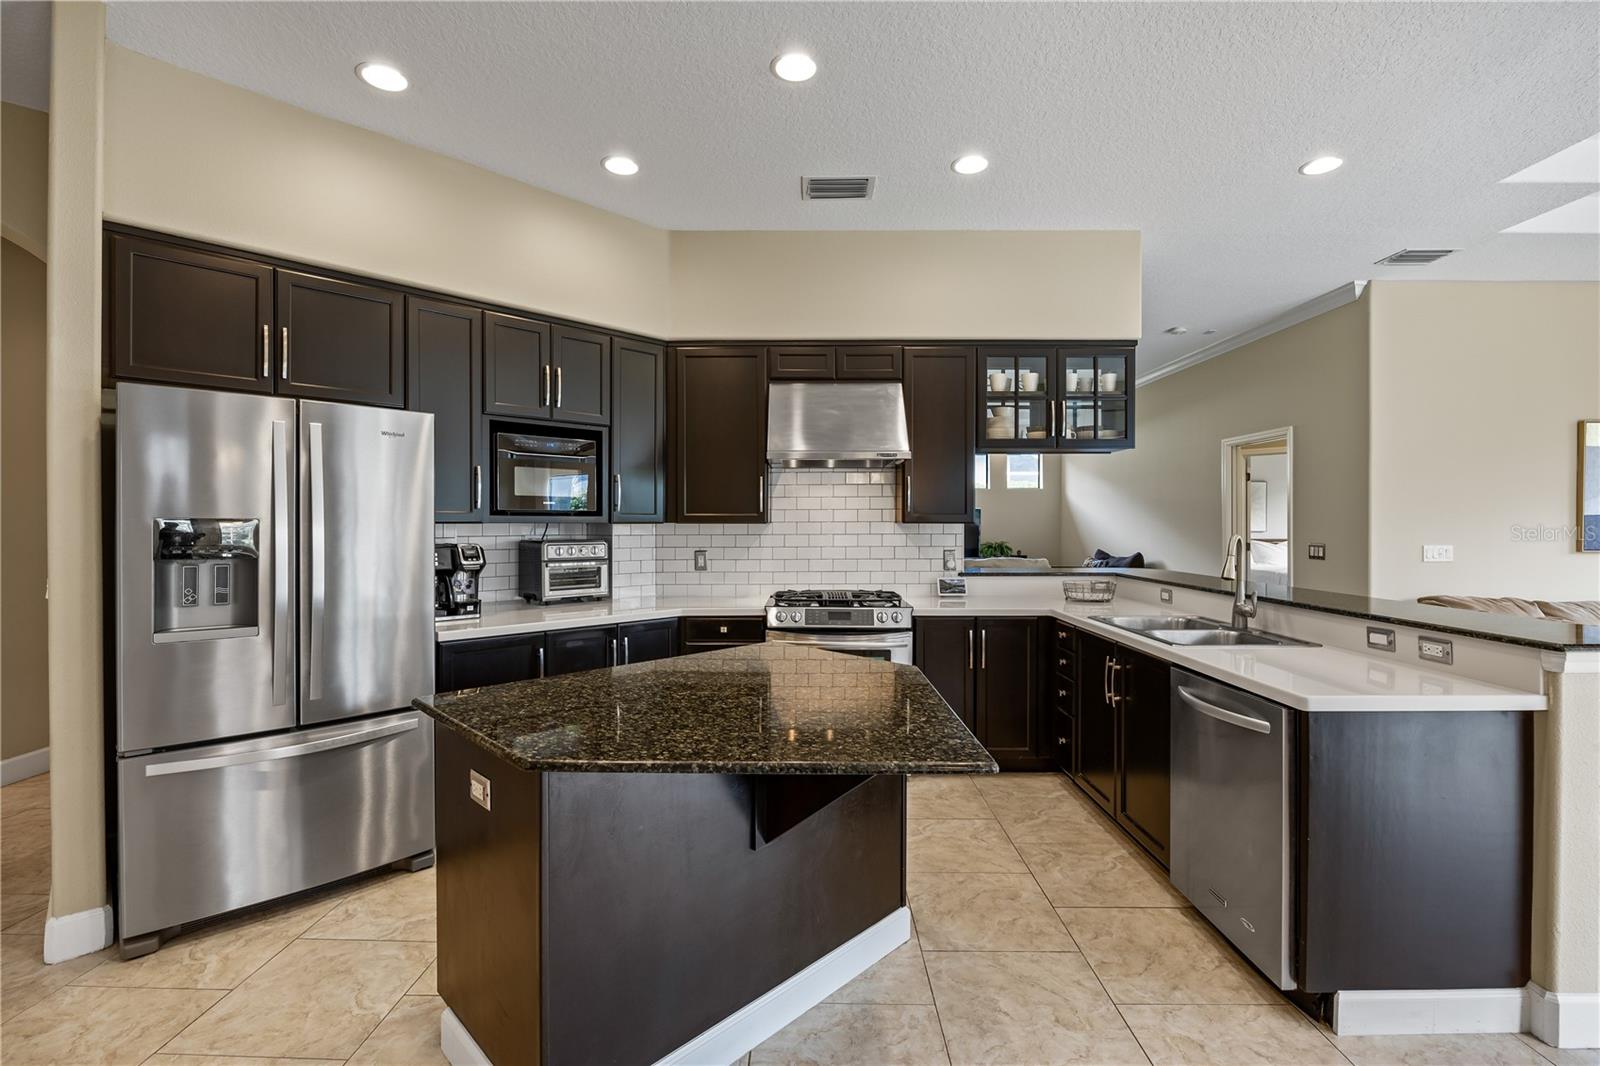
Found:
<box><xmin>413</xmin><ymin>643</ymin><xmax>994</xmax><ymax>1066</ymax></box>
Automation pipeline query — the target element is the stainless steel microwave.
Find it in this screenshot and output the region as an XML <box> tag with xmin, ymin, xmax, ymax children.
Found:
<box><xmin>490</xmin><ymin>422</ymin><xmax>605</xmax><ymax>518</ymax></box>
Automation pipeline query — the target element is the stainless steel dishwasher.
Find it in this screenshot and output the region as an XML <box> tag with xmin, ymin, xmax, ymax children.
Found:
<box><xmin>1169</xmin><ymin>669</ymin><xmax>1296</xmax><ymax>989</ymax></box>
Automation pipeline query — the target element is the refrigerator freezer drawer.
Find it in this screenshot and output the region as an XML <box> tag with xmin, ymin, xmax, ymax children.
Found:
<box><xmin>117</xmin><ymin>711</ymin><xmax>434</xmax><ymax>941</ymax></box>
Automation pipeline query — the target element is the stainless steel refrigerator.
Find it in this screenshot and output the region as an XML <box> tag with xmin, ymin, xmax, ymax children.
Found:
<box><xmin>111</xmin><ymin>382</ymin><xmax>436</xmax><ymax>957</ymax></box>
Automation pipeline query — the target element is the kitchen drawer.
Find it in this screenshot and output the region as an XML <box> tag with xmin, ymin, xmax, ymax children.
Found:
<box><xmin>1051</xmin><ymin>710</ymin><xmax>1074</xmax><ymax>774</ymax></box>
<box><xmin>681</xmin><ymin>616</ymin><xmax>765</xmax><ymax>646</ymax></box>
<box><xmin>1051</xmin><ymin>675</ymin><xmax>1074</xmax><ymax>715</ymax></box>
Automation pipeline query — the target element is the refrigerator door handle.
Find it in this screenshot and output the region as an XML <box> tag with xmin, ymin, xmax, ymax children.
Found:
<box><xmin>143</xmin><ymin>718</ymin><xmax>418</xmax><ymax>777</ymax></box>
<box><xmin>307</xmin><ymin>420</ymin><xmax>327</xmax><ymax>702</ymax></box>
<box><xmin>272</xmin><ymin>419</ymin><xmax>291</xmax><ymax>707</ymax></box>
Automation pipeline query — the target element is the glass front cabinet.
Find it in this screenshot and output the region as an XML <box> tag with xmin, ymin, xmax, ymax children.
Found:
<box><xmin>978</xmin><ymin>345</ymin><xmax>1134</xmax><ymax>452</ymax></box>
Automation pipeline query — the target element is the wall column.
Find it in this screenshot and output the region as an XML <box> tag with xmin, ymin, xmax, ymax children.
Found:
<box><xmin>43</xmin><ymin>0</ymin><xmax>108</xmax><ymax>961</ymax></box>
<box><xmin>1529</xmin><ymin>655</ymin><xmax>1600</xmax><ymax>1048</ymax></box>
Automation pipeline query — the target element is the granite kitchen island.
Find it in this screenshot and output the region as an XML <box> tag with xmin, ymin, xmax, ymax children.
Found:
<box><xmin>413</xmin><ymin>642</ymin><xmax>996</xmax><ymax>1066</ymax></box>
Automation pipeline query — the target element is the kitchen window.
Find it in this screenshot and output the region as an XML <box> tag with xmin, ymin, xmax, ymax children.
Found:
<box><xmin>1006</xmin><ymin>454</ymin><xmax>1042</xmax><ymax>489</ymax></box>
<box><xmin>974</xmin><ymin>455</ymin><xmax>990</xmax><ymax>490</ymax></box>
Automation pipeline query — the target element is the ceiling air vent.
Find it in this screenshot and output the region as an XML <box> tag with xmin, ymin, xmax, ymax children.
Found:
<box><xmin>1374</xmin><ymin>248</ymin><xmax>1455</xmax><ymax>265</ymax></box>
<box><xmin>803</xmin><ymin>176</ymin><xmax>875</xmax><ymax>201</ymax></box>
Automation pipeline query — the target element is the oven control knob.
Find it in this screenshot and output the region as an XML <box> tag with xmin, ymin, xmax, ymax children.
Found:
<box><xmin>876</xmin><ymin>611</ymin><xmax>887</xmax><ymax>623</ymax></box>
<box><xmin>891</xmin><ymin>611</ymin><xmax>903</xmax><ymax>623</ymax></box>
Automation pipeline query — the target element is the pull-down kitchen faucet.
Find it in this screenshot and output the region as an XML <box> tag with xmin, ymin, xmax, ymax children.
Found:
<box><xmin>1226</xmin><ymin>534</ymin><xmax>1258</xmax><ymax>629</ymax></box>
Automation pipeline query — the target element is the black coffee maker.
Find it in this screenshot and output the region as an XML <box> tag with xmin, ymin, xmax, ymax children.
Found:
<box><xmin>434</xmin><ymin>543</ymin><xmax>485</xmax><ymax>618</ymax></box>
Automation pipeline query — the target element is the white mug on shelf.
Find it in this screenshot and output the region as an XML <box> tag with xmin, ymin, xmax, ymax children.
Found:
<box><xmin>1018</xmin><ymin>370</ymin><xmax>1040</xmax><ymax>392</ymax></box>
<box><xmin>988</xmin><ymin>371</ymin><xmax>1012</xmax><ymax>392</ymax></box>
<box><xmin>1099</xmin><ymin>372</ymin><xmax>1119</xmax><ymax>392</ymax></box>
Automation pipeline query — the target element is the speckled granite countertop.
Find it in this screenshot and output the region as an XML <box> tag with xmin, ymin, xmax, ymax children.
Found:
<box><xmin>414</xmin><ymin>642</ymin><xmax>998</xmax><ymax>775</ymax></box>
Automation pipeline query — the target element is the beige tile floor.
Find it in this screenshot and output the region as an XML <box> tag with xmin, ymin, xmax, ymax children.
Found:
<box><xmin>1</xmin><ymin>771</ymin><xmax>1592</xmax><ymax>1066</ymax></box>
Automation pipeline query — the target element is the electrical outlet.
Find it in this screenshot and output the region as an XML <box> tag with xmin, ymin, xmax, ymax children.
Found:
<box><xmin>1422</xmin><ymin>544</ymin><xmax>1454</xmax><ymax>563</ymax></box>
<box><xmin>1307</xmin><ymin>543</ymin><xmax>1327</xmax><ymax>560</ymax></box>
<box><xmin>693</xmin><ymin>549</ymin><xmax>708</xmax><ymax>571</ymax></box>
<box><xmin>1160</xmin><ymin>588</ymin><xmax>1173</xmax><ymax>604</ymax></box>
<box><xmin>469</xmin><ymin>770</ymin><xmax>491</xmax><ymax>812</ymax></box>
<box><xmin>1418</xmin><ymin>636</ymin><xmax>1454</xmax><ymax>665</ymax></box>
<box><xmin>943</xmin><ymin>549</ymin><xmax>959</xmax><ymax>572</ymax></box>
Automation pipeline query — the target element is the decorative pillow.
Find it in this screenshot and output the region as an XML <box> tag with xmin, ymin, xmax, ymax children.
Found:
<box><xmin>1086</xmin><ymin>549</ymin><xmax>1145</xmax><ymax>569</ymax></box>
<box><xmin>1533</xmin><ymin>600</ymin><xmax>1600</xmax><ymax>625</ymax></box>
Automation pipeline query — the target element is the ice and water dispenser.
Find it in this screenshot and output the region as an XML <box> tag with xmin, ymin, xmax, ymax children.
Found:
<box><xmin>152</xmin><ymin>519</ymin><xmax>261</xmax><ymax>641</ymax></box>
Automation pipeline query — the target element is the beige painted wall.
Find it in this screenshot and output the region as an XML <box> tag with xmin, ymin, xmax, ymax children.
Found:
<box><xmin>46</xmin><ymin>0</ymin><xmax>107</xmax><ymax>926</ymax></box>
<box><xmin>975</xmin><ymin>454</ymin><xmax>1064</xmax><ymax>561</ymax></box>
<box><xmin>1368</xmin><ymin>281</ymin><xmax>1600</xmax><ymax>602</ymax></box>
<box><xmin>2</xmin><ymin>239</ymin><xmax>51</xmax><ymax>760</ymax></box>
<box><xmin>1060</xmin><ymin>295</ymin><xmax>1371</xmax><ymax>593</ymax></box>
<box><xmin>1</xmin><ymin>102</ymin><xmax>49</xmax><ymax>261</ymax></box>
<box><xmin>1531</xmin><ymin>666</ymin><xmax>1600</xmax><ymax>996</ymax></box>
<box><xmin>670</xmin><ymin>230</ymin><xmax>1140</xmax><ymax>340</ymax></box>
<box><xmin>102</xmin><ymin>46</ymin><xmax>673</xmax><ymax>338</ymax></box>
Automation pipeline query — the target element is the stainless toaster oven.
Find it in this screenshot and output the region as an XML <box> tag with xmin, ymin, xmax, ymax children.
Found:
<box><xmin>519</xmin><ymin>538</ymin><xmax>610</xmax><ymax>604</ymax></box>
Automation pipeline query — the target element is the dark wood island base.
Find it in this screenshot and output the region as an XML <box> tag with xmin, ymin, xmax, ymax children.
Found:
<box><xmin>415</xmin><ymin>643</ymin><xmax>996</xmax><ymax>1065</ymax></box>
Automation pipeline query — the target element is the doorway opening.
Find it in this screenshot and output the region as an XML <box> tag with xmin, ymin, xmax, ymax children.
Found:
<box><xmin>1220</xmin><ymin>428</ymin><xmax>1293</xmax><ymax>585</ymax></box>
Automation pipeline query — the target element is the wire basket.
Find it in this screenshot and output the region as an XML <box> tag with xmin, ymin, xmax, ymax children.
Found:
<box><xmin>1063</xmin><ymin>578</ymin><xmax>1117</xmax><ymax>603</ymax></box>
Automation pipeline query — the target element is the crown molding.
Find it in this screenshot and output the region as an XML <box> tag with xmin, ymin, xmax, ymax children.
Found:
<box><xmin>1138</xmin><ymin>281</ymin><xmax>1368</xmax><ymax>389</ymax></box>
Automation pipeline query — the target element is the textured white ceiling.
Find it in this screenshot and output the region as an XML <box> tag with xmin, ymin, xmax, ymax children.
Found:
<box><xmin>1</xmin><ymin>1</ymin><xmax>51</xmax><ymax>111</ymax></box>
<box><xmin>93</xmin><ymin>2</ymin><xmax>1600</xmax><ymax>369</ymax></box>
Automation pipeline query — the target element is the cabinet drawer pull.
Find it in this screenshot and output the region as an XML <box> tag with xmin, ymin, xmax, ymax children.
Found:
<box><xmin>613</xmin><ymin>473</ymin><xmax>623</xmax><ymax>510</ymax></box>
<box><xmin>543</xmin><ymin>364</ymin><xmax>551</xmax><ymax>408</ymax></box>
<box><xmin>967</xmin><ymin>628</ymin><xmax>973</xmax><ymax>669</ymax></box>
<box><xmin>555</xmin><ymin>366</ymin><xmax>563</xmax><ymax>408</ymax></box>
<box><xmin>280</xmin><ymin>326</ymin><xmax>290</xmax><ymax>379</ymax></box>
<box><xmin>472</xmin><ymin>464</ymin><xmax>482</xmax><ymax>510</ymax></box>
<box><xmin>261</xmin><ymin>324</ymin><xmax>270</xmax><ymax>378</ymax></box>
<box><xmin>980</xmin><ymin>628</ymin><xmax>988</xmax><ymax>669</ymax></box>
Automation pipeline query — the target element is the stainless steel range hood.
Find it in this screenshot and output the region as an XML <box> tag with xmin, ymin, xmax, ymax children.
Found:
<box><xmin>767</xmin><ymin>382</ymin><xmax>911</xmax><ymax>469</ymax></box>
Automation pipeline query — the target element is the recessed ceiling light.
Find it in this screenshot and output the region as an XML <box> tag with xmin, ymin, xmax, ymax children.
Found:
<box><xmin>952</xmin><ymin>154</ymin><xmax>989</xmax><ymax>175</ymax></box>
<box><xmin>771</xmin><ymin>52</ymin><xmax>817</xmax><ymax>82</ymax></box>
<box><xmin>356</xmin><ymin>62</ymin><xmax>408</xmax><ymax>93</ymax></box>
<box><xmin>603</xmin><ymin>155</ymin><xmax>640</xmax><ymax>177</ymax></box>
<box><xmin>1299</xmin><ymin>155</ymin><xmax>1343</xmax><ymax>176</ymax></box>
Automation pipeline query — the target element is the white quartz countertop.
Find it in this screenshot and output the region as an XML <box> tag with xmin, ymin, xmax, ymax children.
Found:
<box><xmin>908</xmin><ymin>594</ymin><xmax>1547</xmax><ymax>713</ymax></box>
<box><xmin>435</xmin><ymin>597</ymin><xmax>766</xmax><ymax>643</ymax></box>
<box><xmin>437</xmin><ymin>591</ymin><xmax>1546</xmax><ymax>713</ymax></box>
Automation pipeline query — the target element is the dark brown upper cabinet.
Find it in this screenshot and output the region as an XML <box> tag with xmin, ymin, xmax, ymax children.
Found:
<box><xmin>275</xmin><ymin>269</ymin><xmax>404</xmax><ymax>407</ymax></box>
<box><xmin>837</xmin><ymin>345</ymin><xmax>903</xmax><ymax>380</ymax></box>
<box><xmin>768</xmin><ymin>345</ymin><xmax>904</xmax><ymax>381</ymax></box>
<box><xmin>549</xmin><ymin>325</ymin><xmax>610</xmax><ymax>426</ymax></box>
<box><xmin>610</xmin><ymin>337</ymin><xmax>667</xmax><ymax>523</ymax></box>
<box><xmin>768</xmin><ymin>346</ymin><xmax>836</xmax><ymax>380</ymax></box>
<box><xmin>669</xmin><ymin>346</ymin><xmax>767</xmax><ymax>523</ymax></box>
<box><xmin>109</xmin><ymin>234</ymin><xmax>275</xmax><ymax>393</ymax></box>
<box><xmin>482</xmin><ymin>311</ymin><xmax>550</xmax><ymax>418</ymax></box>
<box><xmin>979</xmin><ymin>343</ymin><xmax>1134</xmax><ymax>453</ymax></box>
<box><xmin>406</xmin><ymin>296</ymin><xmax>483</xmax><ymax>522</ymax></box>
<box><xmin>900</xmin><ymin>346</ymin><xmax>975</xmax><ymax>523</ymax></box>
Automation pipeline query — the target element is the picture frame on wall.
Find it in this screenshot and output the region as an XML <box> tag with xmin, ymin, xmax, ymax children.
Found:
<box><xmin>1580</xmin><ymin>420</ymin><xmax>1599</xmax><ymax>553</ymax></box>
<box><xmin>1248</xmin><ymin>480</ymin><xmax>1269</xmax><ymax>534</ymax></box>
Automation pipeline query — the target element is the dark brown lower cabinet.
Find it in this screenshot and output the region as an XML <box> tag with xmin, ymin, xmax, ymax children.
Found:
<box><xmin>679</xmin><ymin>616</ymin><xmax>766</xmax><ymax>655</ymax></box>
<box><xmin>617</xmin><ymin>619</ymin><xmax>677</xmax><ymax>664</ymax></box>
<box><xmin>546</xmin><ymin>626</ymin><xmax>615</xmax><ymax>676</ymax></box>
<box><xmin>914</xmin><ymin>617</ymin><xmax>1045</xmax><ymax>770</ymax></box>
<box><xmin>1076</xmin><ymin>633</ymin><xmax>1119</xmax><ymax>812</ymax></box>
<box><xmin>913</xmin><ymin>618</ymin><xmax>975</xmax><ymax>732</ymax></box>
<box><xmin>1074</xmin><ymin>632</ymin><xmax>1171</xmax><ymax>865</ymax></box>
<box><xmin>436</xmin><ymin>633</ymin><xmax>546</xmax><ymax>693</ymax></box>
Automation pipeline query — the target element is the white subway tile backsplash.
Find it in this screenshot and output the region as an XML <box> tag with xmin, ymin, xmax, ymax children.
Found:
<box><xmin>434</xmin><ymin>470</ymin><xmax>959</xmax><ymax>602</ymax></box>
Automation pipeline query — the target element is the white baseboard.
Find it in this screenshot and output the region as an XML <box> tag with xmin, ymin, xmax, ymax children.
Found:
<box><xmin>1528</xmin><ymin>982</ymin><xmax>1600</xmax><ymax>1050</ymax></box>
<box><xmin>1</xmin><ymin>746</ymin><xmax>48</xmax><ymax>785</ymax></box>
<box><xmin>43</xmin><ymin>904</ymin><xmax>113</xmax><ymax>964</ymax></box>
<box><xmin>1333</xmin><ymin>988</ymin><xmax>1528</xmax><ymax>1036</ymax></box>
<box><xmin>441</xmin><ymin>1007</ymin><xmax>488</xmax><ymax>1066</ymax></box>
<box><xmin>439</xmin><ymin>907</ymin><xmax>912</xmax><ymax>1066</ymax></box>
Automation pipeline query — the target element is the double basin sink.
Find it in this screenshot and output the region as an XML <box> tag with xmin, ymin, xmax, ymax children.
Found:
<box><xmin>1090</xmin><ymin>615</ymin><xmax>1319</xmax><ymax>648</ymax></box>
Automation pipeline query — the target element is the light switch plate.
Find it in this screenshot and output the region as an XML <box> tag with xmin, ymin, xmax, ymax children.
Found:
<box><xmin>1366</xmin><ymin>626</ymin><xmax>1396</xmax><ymax>652</ymax></box>
<box><xmin>469</xmin><ymin>770</ymin><xmax>491</xmax><ymax>811</ymax></box>
<box><xmin>1422</xmin><ymin>544</ymin><xmax>1454</xmax><ymax>563</ymax></box>
<box><xmin>1307</xmin><ymin>543</ymin><xmax>1327</xmax><ymax>560</ymax></box>
<box><xmin>942</xmin><ymin>549</ymin><xmax>959</xmax><ymax>572</ymax></box>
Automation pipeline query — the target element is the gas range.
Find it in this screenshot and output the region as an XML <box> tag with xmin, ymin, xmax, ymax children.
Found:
<box><xmin>765</xmin><ymin>589</ymin><xmax>912</xmax><ymax>631</ymax></box>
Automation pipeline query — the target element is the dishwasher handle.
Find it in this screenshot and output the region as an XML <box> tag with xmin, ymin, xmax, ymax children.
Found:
<box><xmin>1177</xmin><ymin>686</ymin><xmax>1272</xmax><ymax>734</ymax></box>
